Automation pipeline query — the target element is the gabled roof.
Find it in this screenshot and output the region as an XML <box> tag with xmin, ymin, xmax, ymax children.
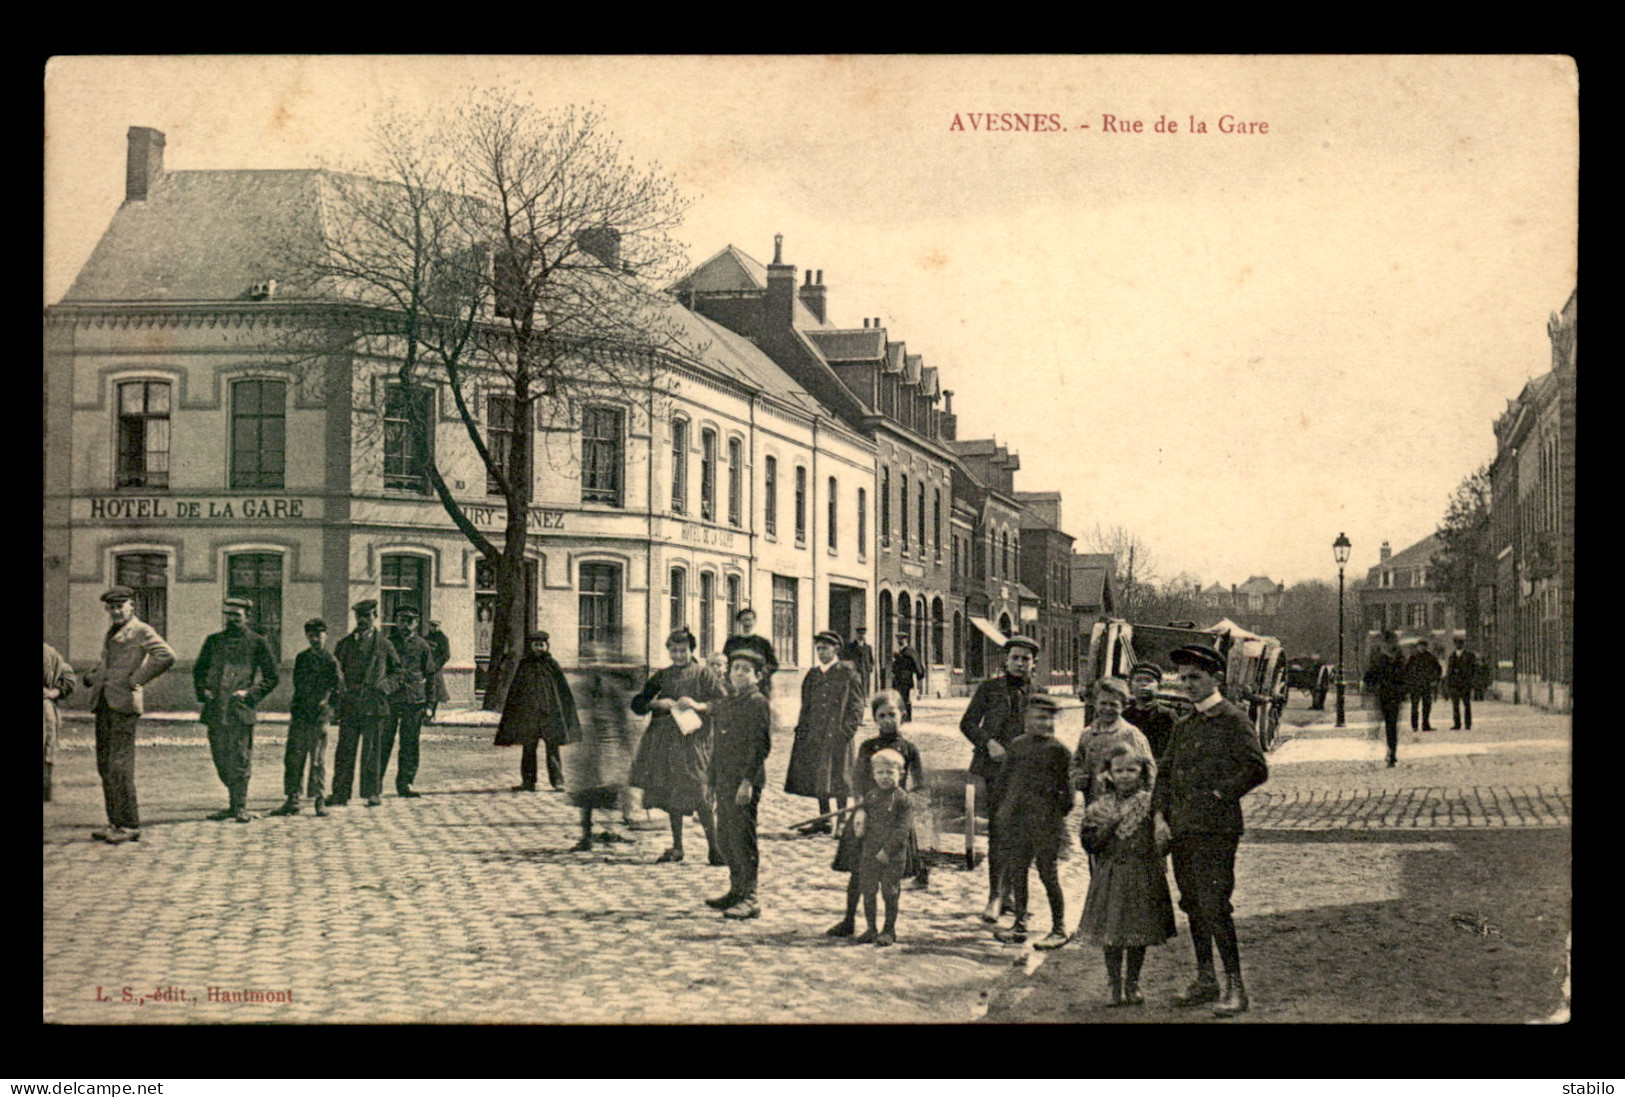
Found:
<box><xmin>1371</xmin><ymin>533</ymin><xmax>1444</xmax><ymax>575</ymax></box>
<box><xmin>903</xmin><ymin>353</ymin><xmax>923</xmax><ymax>384</ymax></box>
<box><xmin>668</xmin><ymin>244</ymin><xmax>768</xmax><ymax>294</ymax></box>
<box><xmin>806</xmin><ymin>327</ymin><xmax>887</xmax><ymax>361</ymax></box>
<box><xmin>919</xmin><ymin>366</ymin><xmax>939</xmax><ymax>398</ymax></box>
<box><xmin>1235</xmin><ymin>575</ymin><xmax>1280</xmax><ymax>596</ymax></box>
<box><xmin>884</xmin><ymin>341</ymin><xmax>906</xmax><ymax>374</ymax></box>
<box><xmin>1070</xmin><ymin>563</ymin><xmax>1111</xmax><ymax>609</ymax></box>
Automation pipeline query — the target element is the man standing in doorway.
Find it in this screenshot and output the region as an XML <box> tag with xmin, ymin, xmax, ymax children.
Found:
<box><xmin>1446</xmin><ymin>636</ymin><xmax>1477</xmax><ymax>730</ymax></box>
<box><xmin>1156</xmin><ymin>643</ymin><xmax>1268</xmax><ymax>1017</ymax></box>
<box><xmin>194</xmin><ymin>597</ymin><xmax>281</xmax><ymax>822</ymax></box>
<box><xmin>960</xmin><ymin>635</ymin><xmax>1043</xmax><ymax>924</ymax></box>
<box><xmin>86</xmin><ymin>586</ymin><xmax>174</xmax><ymax>843</ymax></box>
<box><xmin>889</xmin><ymin>636</ymin><xmax>925</xmax><ymax>724</ymax></box>
<box><xmin>330</xmin><ymin>599</ymin><xmax>402</xmax><ymax>808</ymax></box>
<box><xmin>844</xmin><ymin>626</ymin><xmax>876</xmax><ymax>703</ymax></box>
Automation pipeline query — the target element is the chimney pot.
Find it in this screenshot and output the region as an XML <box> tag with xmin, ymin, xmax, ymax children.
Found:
<box><xmin>816</xmin><ymin>270</ymin><xmax>823</xmax><ymax>284</ymax></box>
<box><xmin>804</xmin><ymin>270</ymin><xmax>812</xmax><ymax>286</ymax></box>
<box><xmin>773</xmin><ymin>234</ymin><xmax>784</xmax><ymax>264</ymax></box>
<box><xmin>125</xmin><ymin>126</ymin><xmax>166</xmax><ymax>203</ymax></box>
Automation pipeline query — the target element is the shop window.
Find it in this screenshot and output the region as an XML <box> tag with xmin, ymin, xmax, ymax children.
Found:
<box><xmin>726</xmin><ymin>573</ymin><xmax>741</xmax><ymax>633</ymax></box>
<box><xmin>772</xmin><ymin>574</ymin><xmax>799</xmax><ymax>667</ymax></box>
<box><xmin>116</xmin><ymin>381</ymin><xmax>170</xmax><ymax>490</ymax></box>
<box><xmin>114</xmin><ymin>552</ymin><xmax>167</xmax><ymax>639</ymax></box>
<box><xmin>581</xmin><ymin>406</ymin><xmax>624</xmax><ymax>506</ymax></box>
<box><xmin>383</xmin><ymin>384</ymin><xmax>434</xmax><ymax>493</ymax></box>
<box><xmin>230</xmin><ymin>380</ymin><xmax>285</xmax><ymax>490</ymax></box>
<box><xmin>227</xmin><ymin>552</ymin><xmax>283</xmax><ymax>660</ymax></box>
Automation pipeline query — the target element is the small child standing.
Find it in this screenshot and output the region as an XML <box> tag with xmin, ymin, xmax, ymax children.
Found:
<box><xmin>993</xmin><ymin>692</ymin><xmax>1074</xmax><ymax>949</ymax></box>
<box><xmin>828</xmin><ymin>748</ymin><xmax>914</xmax><ymax>946</ymax></box>
<box><xmin>1077</xmin><ymin>742</ymin><xmax>1177</xmax><ymax>1006</ymax></box>
<box><xmin>830</xmin><ymin>691</ymin><xmax>924</xmax><ymax>939</ymax></box>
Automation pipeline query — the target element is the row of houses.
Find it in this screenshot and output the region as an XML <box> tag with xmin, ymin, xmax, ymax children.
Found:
<box><xmin>44</xmin><ymin>127</ymin><xmax>1098</xmax><ymax>710</ymax></box>
<box><xmin>1356</xmin><ymin>288</ymin><xmax>1575</xmax><ymax>712</ymax></box>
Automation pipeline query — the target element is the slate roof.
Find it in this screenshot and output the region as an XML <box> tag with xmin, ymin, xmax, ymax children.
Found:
<box><xmin>806</xmin><ymin>327</ymin><xmax>887</xmax><ymax>361</ymax></box>
<box><xmin>919</xmin><ymin>365</ymin><xmax>939</xmax><ymax>398</ymax></box>
<box><xmin>1070</xmin><ymin>562</ymin><xmax>1112</xmax><ymax>609</ymax></box>
<box><xmin>1368</xmin><ymin>533</ymin><xmax>1444</xmax><ymax>579</ymax></box>
<box><xmin>1235</xmin><ymin>575</ymin><xmax>1281</xmax><ymax>595</ymax></box>
<box><xmin>668</xmin><ymin>244</ymin><xmax>768</xmax><ymax>294</ymax></box>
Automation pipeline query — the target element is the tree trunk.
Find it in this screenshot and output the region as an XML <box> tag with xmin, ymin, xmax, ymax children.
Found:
<box><xmin>479</xmin><ymin>392</ymin><xmax>537</xmax><ymax>712</ymax></box>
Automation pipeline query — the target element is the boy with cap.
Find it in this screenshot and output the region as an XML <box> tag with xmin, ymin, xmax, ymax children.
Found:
<box><xmin>331</xmin><ymin>599</ymin><xmax>403</xmax><ymax>807</ymax></box>
<box><xmin>194</xmin><ymin>597</ymin><xmax>281</xmax><ymax>823</ymax></box>
<box><xmin>784</xmin><ymin>629</ymin><xmax>864</xmax><ymax>832</ymax></box>
<box><xmin>707</xmin><ymin>649</ymin><xmax>774</xmax><ymax>919</ymax></box>
<box><xmin>992</xmin><ymin>693</ymin><xmax>1073</xmax><ymax>949</ymax></box>
<box><xmin>1124</xmin><ymin>662</ymin><xmax>1177</xmax><ymax>761</ymax></box>
<box><xmin>961</xmin><ymin>634</ymin><xmax>1045</xmax><ymax>923</ymax></box>
<box><xmin>270</xmin><ymin>619</ymin><xmax>343</xmax><ymax>817</ymax></box>
<box><xmin>381</xmin><ymin>604</ymin><xmax>440</xmax><ymax>798</ymax></box>
<box><xmin>1155</xmin><ymin>643</ymin><xmax>1268</xmax><ymax>1016</ymax></box>
<box><xmin>85</xmin><ymin>586</ymin><xmax>174</xmax><ymax>842</ymax></box>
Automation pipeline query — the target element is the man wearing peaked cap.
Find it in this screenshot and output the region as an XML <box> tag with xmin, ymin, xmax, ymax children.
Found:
<box><xmin>330</xmin><ymin>597</ymin><xmax>403</xmax><ymax>807</ymax></box>
<box><xmin>1157</xmin><ymin>639</ymin><xmax>1267</xmax><ymax>1017</ymax></box>
<box><xmin>1126</xmin><ymin>661</ymin><xmax>1177</xmax><ymax>761</ymax></box>
<box><xmin>785</xmin><ymin>628</ymin><xmax>864</xmax><ymax>832</ymax></box>
<box><xmin>194</xmin><ymin>596</ymin><xmax>280</xmax><ymax>823</ymax></box>
<box><xmin>87</xmin><ymin>583</ymin><xmax>174</xmax><ymax>843</ymax></box>
<box><xmin>271</xmin><ymin>617</ymin><xmax>343</xmax><ymax>817</ymax></box>
<box><xmin>381</xmin><ymin>605</ymin><xmax>440</xmax><ymax>799</ymax></box>
<box><xmin>961</xmin><ymin>633</ymin><xmax>1046</xmax><ymax>923</ymax></box>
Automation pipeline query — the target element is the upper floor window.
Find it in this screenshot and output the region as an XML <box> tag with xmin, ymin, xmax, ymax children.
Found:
<box><xmin>795</xmin><ymin>466</ymin><xmax>808</xmax><ymax>544</ymax></box>
<box><xmin>764</xmin><ymin>456</ymin><xmax>778</xmax><ymax>537</ymax></box>
<box><xmin>230</xmin><ymin>380</ymin><xmax>285</xmax><ymax>490</ymax></box>
<box><xmin>581</xmin><ymin>406</ymin><xmax>624</xmax><ymax>506</ymax></box>
<box><xmin>900</xmin><ymin>473</ymin><xmax>910</xmax><ymax>551</ymax></box>
<box><xmin>727</xmin><ymin>437</ymin><xmax>743</xmax><ymax>527</ymax></box>
<box><xmin>880</xmin><ymin>467</ymin><xmax>891</xmax><ymax>548</ymax></box>
<box><xmin>383</xmin><ymin>384</ymin><xmax>433</xmax><ymax>494</ymax></box>
<box><xmin>918</xmin><ymin>482</ymin><xmax>927</xmax><ymax>561</ymax></box>
<box><xmin>487</xmin><ymin>395</ymin><xmax>519</xmax><ymax>496</ymax></box>
<box><xmin>857</xmin><ymin>487</ymin><xmax>868</xmax><ymax>557</ymax></box>
<box><xmin>700</xmin><ymin>428</ymin><xmax>717</xmax><ymax>521</ymax></box>
<box><xmin>1002</xmin><ymin>530</ymin><xmax>1010</xmax><ymax>578</ymax></box>
<box><xmin>827</xmin><ymin>477</ymin><xmax>838</xmax><ymax>550</ymax></box>
<box><xmin>670</xmin><ymin>417</ymin><xmax>689</xmax><ymax>515</ymax></box>
<box><xmin>933</xmin><ymin>489</ymin><xmax>942</xmax><ymax>561</ymax></box>
<box><xmin>116</xmin><ymin>381</ymin><xmax>170</xmax><ymax>490</ymax></box>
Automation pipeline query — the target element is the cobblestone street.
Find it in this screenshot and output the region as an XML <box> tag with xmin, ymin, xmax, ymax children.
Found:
<box><xmin>43</xmin><ymin>694</ymin><xmax>1570</xmax><ymax>1024</ymax></box>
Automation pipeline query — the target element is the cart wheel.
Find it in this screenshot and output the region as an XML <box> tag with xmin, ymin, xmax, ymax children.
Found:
<box><xmin>964</xmin><ymin>780</ymin><xmax>976</xmax><ymax>870</ymax></box>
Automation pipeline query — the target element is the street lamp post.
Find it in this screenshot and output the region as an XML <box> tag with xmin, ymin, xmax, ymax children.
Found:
<box><xmin>1334</xmin><ymin>532</ymin><xmax>1352</xmax><ymax>727</ymax></box>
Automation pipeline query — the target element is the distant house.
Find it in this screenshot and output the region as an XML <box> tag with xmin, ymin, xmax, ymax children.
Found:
<box><xmin>1198</xmin><ymin>575</ymin><xmax>1286</xmax><ymax>619</ymax></box>
<box><xmin>1356</xmin><ymin>535</ymin><xmax>1457</xmax><ymax>647</ymax></box>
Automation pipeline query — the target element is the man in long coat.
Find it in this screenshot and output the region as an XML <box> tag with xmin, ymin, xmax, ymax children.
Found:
<box><xmin>1446</xmin><ymin>636</ymin><xmax>1477</xmax><ymax>729</ymax></box>
<box><xmin>194</xmin><ymin>597</ymin><xmax>281</xmax><ymax>823</ymax></box>
<box><xmin>86</xmin><ymin>586</ymin><xmax>175</xmax><ymax>843</ymax></box>
<box><xmin>843</xmin><ymin>627</ymin><xmax>876</xmax><ymax>703</ymax></box>
<box><xmin>1364</xmin><ymin>631</ymin><xmax>1408</xmax><ymax>767</ymax></box>
<box><xmin>380</xmin><ymin>605</ymin><xmax>440</xmax><ymax>798</ymax></box>
<box><xmin>1405</xmin><ymin>642</ymin><xmax>1443</xmax><ymax>732</ymax></box>
<box><xmin>960</xmin><ymin>634</ymin><xmax>1044</xmax><ymax>923</ymax></box>
<box><xmin>889</xmin><ymin>637</ymin><xmax>925</xmax><ymax>723</ymax></box>
<box><xmin>423</xmin><ymin>619</ymin><xmax>452</xmax><ymax>723</ymax></box>
<box><xmin>496</xmin><ymin>631</ymin><xmax>581</xmax><ymax>791</ymax></box>
<box><xmin>330</xmin><ymin>599</ymin><xmax>403</xmax><ymax>807</ymax></box>
<box><xmin>1155</xmin><ymin>643</ymin><xmax>1269</xmax><ymax>1017</ymax></box>
<box><xmin>785</xmin><ymin>630</ymin><xmax>864</xmax><ymax>832</ymax></box>
<box><xmin>44</xmin><ymin>643</ymin><xmax>76</xmax><ymax>803</ymax></box>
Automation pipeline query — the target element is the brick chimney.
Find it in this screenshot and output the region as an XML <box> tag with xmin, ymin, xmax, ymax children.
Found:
<box><xmin>798</xmin><ymin>269</ymin><xmax>827</xmax><ymax>323</ymax></box>
<box><xmin>940</xmin><ymin>389</ymin><xmax>958</xmax><ymax>441</ymax></box>
<box><xmin>1380</xmin><ymin>541</ymin><xmax>1392</xmax><ymax>563</ymax></box>
<box><xmin>576</xmin><ymin>225</ymin><xmax>622</xmax><ymax>270</ymax></box>
<box><xmin>125</xmin><ymin>126</ymin><xmax>165</xmax><ymax>203</ymax></box>
<box><xmin>765</xmin><ymin>233</ymin><xmax>797</xmax><ymax>326</ymax></box>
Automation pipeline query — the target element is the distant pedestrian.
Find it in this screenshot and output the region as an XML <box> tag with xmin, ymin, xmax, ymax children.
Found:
<box><xmin>1077</xmin><ymin>742</ymin><xmax>1176</xmax><ymax>1006</ymax></box>
<box><xmin>960</xmin><ymin>635</ymin><xmax>1044</xmax><ymax>924</ymax></box>
<box><xmin>1071</xmin><ymin>677</ymin><xmax>1156</xmax><ymax>811</ymax></box>
<box><xmin>630</xmin><ymin>628</ymin><xmax>728</xmax><ymax>865</ymax></box>
<box><xmin>86</xmin><ymin>586</ymin><xmax>174</xmax><ymax>843</ymax></box>
<box><xmin>1446</xmin><ymin>637</ymin><xmax>1477</xmax><ymax>730</ymax></box>
<box><xmin>495</xmin><ymin>632</ymin><xmax>580</xmax><ymax>792</ymax></box>
<box><xmin>706</xmin><ymin>649</ymin><xmax>774</xmax><ymax>919</ymax></box>
<box><xmin>1157</xmin><ymin>644</ymin><xmax>1269</xmax><ymax>1017</ymax></box>
<box><xmin>722</xmin><ymin>608</ymin><xmax>778</xmax><ymax>698</ymax></box>
<box><xmin>330</xmin><ymin>599</ymin><xmax>403</xmax><ymax>808</ymax></box>
<box><xmin>1124</xmin><ymin>662</ymin><xmax>1177</xmax><ymax>760</ymax></box>
<box><xmin>829</xmin><ymin>748</ymin><xmax>914</xmax><ymax>946</ymax></box>
<box><xmin>889</xmin><ymin>637</ymin><xmax>925</xmax><ymax>722</ymax></box>
<box><xmin>194</xmin><ymin>597</ymin><xmax>280</xmax><ymax>823</ymax></box>
<box><xmin>43</xmin><ymin>643</ymin><xmax>76</xmax><ymax>803</ymax></box>
<box><xmin>423</xmin><ymin>619</ymin><xmax>451</xmax><ymax>723</ymax></box>
<box><xmin>1406</xmin><ymin>642</ymin><xmax>1443</xmax><ymax>732</ymax></box>
<box><xmin>785</xmin><ymin>630</ymin><xmax>864</xmax><ymax>833</ymax></box>
<box><xmin>565</xmin><ymin>641</ymin><xmax>640</xmax><ymax>852</ymax></box>
<box><xmin>992</xmin><ymin>693</ymin><xmax>1073</xmax><ymax>950</ymax></box>
<box><xmin>829</xmin><ymin>690</ymin><xmax>925</xmax><ymax>937</ymax></box>
<box><xmin>270</xmin><ymin>618</ymin><xmax>343</xmax><ymax>817</ymax></box>
<box><xmin>380</xmin><ymin>605</ymin><xmax>439</xmax><ymax>798</ymax></box>
<box><xmin>1364</xmin><ymin>632</ymin><xmax>1408</xmax><ymax>767</ymax></box>
<box><xmin>843</xmin><ymin>627</ymin><xmax>876</xmax><ymax>702</ymax></box>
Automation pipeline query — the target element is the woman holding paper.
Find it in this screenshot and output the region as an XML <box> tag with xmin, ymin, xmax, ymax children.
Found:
<box><xmin>630</xmin><ymin>627</ymin><xmax>729</xmax><ymax>865</ymax></box>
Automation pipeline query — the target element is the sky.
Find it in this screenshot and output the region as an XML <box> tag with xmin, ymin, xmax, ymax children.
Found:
<box><xmin>44</xmin><ymin>55</ymin><xmax>1578</xmax><ymax>588</ymax></box>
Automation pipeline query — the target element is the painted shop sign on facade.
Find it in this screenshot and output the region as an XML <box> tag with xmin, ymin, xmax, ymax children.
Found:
<box><xmin>77</xmin><ymin>495</ymin><xmax>324</xmax><ymax>521</ymax></box>
<box><xmin>464</xmin><ymin>504</ymin><xmax>567</xmax><ymax>531</ymax></box>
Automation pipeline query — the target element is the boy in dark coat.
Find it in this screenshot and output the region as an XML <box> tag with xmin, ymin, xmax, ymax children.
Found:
<box><xmin>784</xmin><ymin>630</ymin><xmax>864</xmax><ymax>832</ymax></box>
<box><xmin>707</xmin><ymin>650</ymin><xmax>774</xmax><ymax>920</ymax></box>
<box><xmin>496</xmin><ymin>632</ymin><xmax>581</xmax><ymax>791</ymax></box>
<box><xmin>993</xmin><ymin>693</ymin><xmax>1073</xmax><ymax>949</ymax></box>
<box><xmin>270</xmin><ymin>618</ymin><xmax>343</xmax><ymax>817</ymax></box>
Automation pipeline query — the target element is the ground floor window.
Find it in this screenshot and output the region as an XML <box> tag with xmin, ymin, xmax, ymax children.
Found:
<box><xmin>381</xmin><ymin>554</ymin><xmax>430</xmax><ymax>627</ymax></box>
<box><xmin>772</xmin><ymin>574</ymin><xmax>798</xmax><ymax>667</ymax></box>
<box><xmin>726</xmin><ymin>574</ymin><xmax>741</xmax><ymax>634</ymax></box>
<box><xmin>670</xmin><ymin>567</ymin><xmax>687</xmax><ymax>632</ymax></box>
<box><xmin>227</xmin><ymin>552</ymin><xmax>283</xmax><ymax>661</ymax></box>
<box><xmin>699</xmin><ymin>571</ymin><xmax>716</xmax><ymax>655</ymax></box>
<box><xmin>115</xmin><ymin>552</ymin><xmax>168</xmax><ymax>640</ymax></box>
<box><xmin>580</xmin><ymin>562</ymin><xmax>622</xmax><ymax>651</ymax></box>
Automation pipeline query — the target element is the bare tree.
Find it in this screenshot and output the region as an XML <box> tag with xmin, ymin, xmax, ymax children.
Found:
<box><xmin>1082</xmin><ymin>524</ymin><xmax>1159</xmax><ymax>618</ymax></box>
<box><xmin>283</xmin><ymin>92</ymin><xmax>695</xmax><ymax>707</ymax></box>
<box><xmin>1430</xmin><ymin>464</ymin><xmax>1492</xmax><ymax>645</ymax></box>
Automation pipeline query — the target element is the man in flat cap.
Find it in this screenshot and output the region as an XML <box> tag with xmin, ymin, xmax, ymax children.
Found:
<box><xmin>785</xmin><ymin>629</ymin><xmax>864</xmax><ymax>831</ymax></box>
<box><xmin>85</xmin><ymin>586</ymin><xmax>175</xmax><ymax>843</ymax></box>
<box><xmin>270</xmin><ymin>618</ymin><xmax>343</xmax><ymax>817</ymax></box>
<box><xmin>330</xmin><ymin>599</ymin><xmax>403</xmax><ymax>807</ymax></box>
<box><xmin>843</xmin><ymin>626</ymin><xmax>876</xmax><ymax>705</ymax></box>
<box><xmin>1125</xmin><ymin>661</ymin><xmax>1177</xmax><ymax>761</ymax></box>
<box><xmin>194</xmin><ymin>597</ymin><xmax>281</xmax><ymax>823</ymax></box>
<box><xmin>380</xmin><ymin>605</ymin><xmax>440</xmax><ymax>798</ymax></box>
<box><xmin>1155</xmin><ymin>644</ymin><xmax>1268</xmax><ymax>1016</ymax></box>
<box><xmin>961</xmin><ymin>634</ymin><xmax>1045</xmax><ymax>923</ymax></box>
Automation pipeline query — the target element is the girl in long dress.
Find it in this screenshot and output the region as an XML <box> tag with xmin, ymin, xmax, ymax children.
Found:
<box><xmin>629</xmin><ymin>628</ymin><xmax>728</xmax><ymax>864</ymax></box>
